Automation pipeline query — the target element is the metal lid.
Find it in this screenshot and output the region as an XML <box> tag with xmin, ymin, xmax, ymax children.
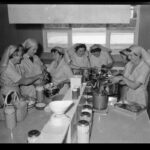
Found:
<box><xmin>78</xmin><ymin>120</ymin><xmax>89</xmax><ymax>126</ymax></box>
<box><xmin>28</xmin><ymin>130</ymin><xmax>41</xmax><ymax>137</ymax></box>
<box><xmin>82</xmin><ymin>105</ymin><xmax>92</xmax><ymax>110</ymax></box>
<box><xmin>80</xmin><ymin>111</ymin><xmax>91</xmax><ymax>117</ymax></box>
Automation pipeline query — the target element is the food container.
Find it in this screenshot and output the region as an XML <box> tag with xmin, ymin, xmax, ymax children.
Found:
<box><xmin>4</xmin><ymin>106</ymin><xmax>16</xmax><ymax>130</ymax></box>
<box><xmin>35</xmin><ymin>86</ymin><xmax>44</xmax><ymax>103</ymax></box>
<box><xmin>77</xmin><ymin>120</ymin><xmax>90</xmax><ymax>143</ymax></box>
<box><xmin>93</xmin><ymin>92</ymin><xmax>108</xmax><ymax>110</ymax></box>
<box><xmin>72</xmin><ymin>88</ymin><xmax>78</xmax><ymax>100</ymax></box>
<box><xmin>27</xmin><ymin>130</ymin><xmax>41</xmax><ymax>143</ymax></box>
<box><xmin>81</xmin><ymin>105</ymin><xmax>92</xmax><ymax>114</ymax></box>
<box><xmin>35</xmin><ymin>102</ymin><xmax>46</xmax><ymax>110</ymax></box>
<box><xmin>80</xmin><ymin>111</ymin><xmax>92</xmax><ymax>122</ymax></box>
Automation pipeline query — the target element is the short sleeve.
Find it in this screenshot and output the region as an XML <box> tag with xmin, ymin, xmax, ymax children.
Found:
<box><xmin>5</xmin><ymin>66</ymin><xmax>21</xmax><ymax>83</ymax></box>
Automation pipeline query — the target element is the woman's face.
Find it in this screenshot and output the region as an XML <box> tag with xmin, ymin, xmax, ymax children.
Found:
<box><xmin>76</xmin><ymin>47</ymin><xmax>86</xmax><ymax>57</ymax></box>
<box><xmin>92</xmin><ymin>51</ymin><xmax>100</xmax><ymax>57</ymax></box>
<box><xmin>27</xmin><ymin>43</ymin><xmax>38</xmax><ymax>56</ymax></box>
<box><xmin>130</xmin><ymin>52</ymin><xmax>140</xmax><ymax>64</ymax></box>
<box><xmin>14</xmin><ymin>50</ymin><xmax>23</xmax><ymax>64</ymax></box>
<box><xmin>52</xmin><ymin>51</ymin><xmax>60</xmax><ymax>61</ymax></box>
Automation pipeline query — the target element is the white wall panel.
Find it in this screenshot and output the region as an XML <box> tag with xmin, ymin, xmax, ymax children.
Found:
<box><xmin>8</xmin><ymin>5</ymin><xmax>130</xmax><ymax>24</ymax></box>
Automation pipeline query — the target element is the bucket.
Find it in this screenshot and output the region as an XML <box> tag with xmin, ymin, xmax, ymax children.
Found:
<box><xmin>93</xmin><ymin>92</ymin><xmax>108</xmax><ymax>110</ymax></box>
<box><xmin>4</xmin><ymin>105</ymin><xmax>16</xmax><ymax>130</ymax></box>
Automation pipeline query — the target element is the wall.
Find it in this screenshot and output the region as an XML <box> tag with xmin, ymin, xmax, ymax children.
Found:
<box><xmin>138</xmin><ymin>5</ymin><xmax>150</xmax><ymax>50</ymax></box>
<box><xmin>0</xmin><ymin>4</ymin><xmax>43</xmax><ymax>58</ymax></box>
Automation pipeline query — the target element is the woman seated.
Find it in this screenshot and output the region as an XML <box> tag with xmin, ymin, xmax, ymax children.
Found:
<box><xmin>20</xmin><ymin>38</ymin><xmax>47</xmax><ymax>98</ymax></box>
<box><xmin>89</xmin><ymin>44</ymin><xmax>113</xmax><ymax>71</ymax></box>
<box><xmin>0</xmin><ymin>45</ymin><xmax>44</xmax><ymax>105</ymax></box>
<box><xmin>110</xmin><ymin>45</ymin><xmax>150</xmax><ymax>107</ymax></box>
<box><xmin>66</xmin><ymin>43</ymin><xmax>90</xmax><ymax>75</ymax></box>
<box><xmin>47</xmin><ymin>46</ymin><xmax>73</xmax><ymax>94</ymax></box>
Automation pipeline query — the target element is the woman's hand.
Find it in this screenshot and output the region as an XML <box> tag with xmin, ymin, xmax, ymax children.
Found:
<box><xmin>109</xmin><ymin>75</ymin><xmax>123</xmax><ymax>84</ymax></box>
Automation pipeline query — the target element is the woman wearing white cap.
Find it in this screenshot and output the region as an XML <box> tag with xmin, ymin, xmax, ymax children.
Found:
<box><xmin>110</xmin><ymin>45</ymin><xmax>150</xmax><ymax>107</ymax></box>
<box><xmin>19</xmin><ymin>38</ymin><xmax>46</xmax><ymax>98</ymax></box>
<box><xmin>66</xmin><ymin>43</ymin><xmax>91</xmax><ymax>75</ymax></box>
<box><xmin>47</xmin><ymin>46</ymin><xmax>73</xmax><ymax>94</ymax></box>
<box><xmin>0</xmin><ymin>45</ymin><xmax>44</xmax><ymax>105</ymax></box>
<box><xmin>89</xmin><ymin>44</ymin><xmax>113</xmax><ymax>71</ymax></box>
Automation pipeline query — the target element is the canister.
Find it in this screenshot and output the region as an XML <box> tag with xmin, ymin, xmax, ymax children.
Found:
<box><xmin>36</xmin><ymin>86</ymin><xmax>44</xmax><ymax>103</ymax></box>
<box><xmin>77</xmin><ymin>120</ymin><xmax>90</xmax><ymax>143</ymax></box>
<box><xmin>4</xmin><ymin>106</ymin><xmax>16</xmax><ymax>130</ymax></box>
<box><xmin>80</xmin><ymin>111</ymin><xmax>92</xmax><ymax>122</ymax></box>
<box><xmin>72</xmin><ymin>88</ymin><xmax>78</xmax><ymax>100</ymax></box>
<box><xmin>85</xmin><ymin>97</ymin><xmax>93</xmax><ymax>107</ymax></box>
<box><xmin>27</xmin><ymin>130</ymin><xmax>41</xmax><ymax>143</ymax></box>
<box><xmin>81</xmin><ymin>105</ymin><xmax>92</xmax><ymax>114</ymax></box>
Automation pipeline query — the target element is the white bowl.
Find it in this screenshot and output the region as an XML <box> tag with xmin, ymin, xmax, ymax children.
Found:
<box><xmin>49</xmin><ymin>100</ymin><xmax>73</xmax><ymax>115</ymax></box>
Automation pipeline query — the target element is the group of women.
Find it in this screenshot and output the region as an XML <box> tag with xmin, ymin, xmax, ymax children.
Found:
<box><xmin>1</xmin><ymin>38</ymin><xmax>150</xmax><ymax>109</ymax></box>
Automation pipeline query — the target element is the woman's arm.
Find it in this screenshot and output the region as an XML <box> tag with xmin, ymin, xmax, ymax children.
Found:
<box><xmin>18</xmin><ymin>74</ymin><xmax>43</xmax><ymax>86</ymax></box>
<box><xmin>121</xmin><ymin>76</ymin><xmax>142</xmax><ymax>90</ymax></box>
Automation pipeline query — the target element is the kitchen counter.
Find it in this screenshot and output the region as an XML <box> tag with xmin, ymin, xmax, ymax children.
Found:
<box><xmin>90</xmin><ymin>106</ymin><xmax>150</xmax><ymax>143</ymax></box>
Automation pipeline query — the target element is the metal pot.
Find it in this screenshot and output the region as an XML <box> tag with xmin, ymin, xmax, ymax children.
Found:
<box><xmin>93</xmin><ymin>92</ymin><xmax>108</xmax><ymax>110</ymax></box>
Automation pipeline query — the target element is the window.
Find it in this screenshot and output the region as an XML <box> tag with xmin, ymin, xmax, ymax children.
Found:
<box><xmin>72</xmin><ymin>28</ymin><xmax>106</xmax><ymax>50</ymax></box>
<box><xmin>110</xmin><ymin>31</ymin><xmax>135</xmax><ymax>53</ymax></box>
<box><xmin>43</xmin><ymin>29</ymin><xmax>69</xmax><ymax>52</ymax></box>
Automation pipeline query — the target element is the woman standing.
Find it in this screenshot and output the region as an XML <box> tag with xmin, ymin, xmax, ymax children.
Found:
<box><xmin>20</xmin><ymin>38</ymin><xmax>46</xmax><ymax>98</ymax></box>
<box><xmin>110</xmin><ymin>45</ymin><xmax>150</xmax><ymax>107</ymax></box>
<box><xmin>0</xmin><ymin>45</ymin><xmax>43</xmax><ymax>105</ymax></box>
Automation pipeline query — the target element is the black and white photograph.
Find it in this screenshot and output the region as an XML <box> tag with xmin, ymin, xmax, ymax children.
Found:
<box><xmin>0</xmin><ymin>3</ymin><xmax>150</xmax><ymax>143</ymax></box>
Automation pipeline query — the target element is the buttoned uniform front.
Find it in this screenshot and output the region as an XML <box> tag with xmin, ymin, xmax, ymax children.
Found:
<box><xmin>47</xmin><ymin>58</ymin><xmax>73</xmax><ymax>94</ymax></box>
<box><xmin>89</xmin><ymin>50</ymin><xmax>113</xmax><ymax>69</ymax></box>
<box><xmin>0</xmin><ymin>60</ymin><xmax>22</xmax><ymax>103</ymax></box>
<box><xmin>19</xmin><ymin>53</ymin><xmax>43</xmax><ymax>98</ymax></box>
<box><xmin>124</xmin><ymin>60</ymin><xmax>150</xmax><ymax>106</ymax></box>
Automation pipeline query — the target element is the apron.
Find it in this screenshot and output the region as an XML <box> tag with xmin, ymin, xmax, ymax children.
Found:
<box><xmin>126</xmin><ymin>60</ymin><xmax>150</xmax><ymax>106</ymax></box>
<box><xmin>20</xmin><ymin>54</ymin><xmax>43</xmax><ymax>98</ymax></box>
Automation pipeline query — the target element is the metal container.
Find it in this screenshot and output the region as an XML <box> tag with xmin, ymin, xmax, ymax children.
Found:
<box><xmin>81</xmin><ymin>105</ymin><xmax>92</xmax><ymax>114</ymax></box>
<box><xmin>93</xmin><ymin>92</ymin><xmax>108</xmax><ymax>110</ymax></box>
<box><xmin>36</xmin><ymin>86</ymin><xmax>44</xmax><ymax>103</ymax></box>
<box><xmin>77</xmin><ymin>120</ymin><xmax>90</xmax><ymax>143</ymax></box>
<box><xmin>80</xmin><ymin>111</ymin><xmax>92</xmax><ymax>122</ymax></box>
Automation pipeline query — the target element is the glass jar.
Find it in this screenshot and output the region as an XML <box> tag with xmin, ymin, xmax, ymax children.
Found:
<box><xmin>77</xmin><ymin>120</ymin><xmax>90</xmax><ymax>143</ymax></box>
<box><xmin>72</xmin><ymin>88</ymin><xmax>78</xmax><ymax>100</ymax></box>
<box><xmin>27</xmin><ymin>130</ymin><xmax>41</xmax><ymax>143</ymax></box>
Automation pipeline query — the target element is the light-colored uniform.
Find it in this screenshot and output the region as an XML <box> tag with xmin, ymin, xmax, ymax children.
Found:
<box><xmin>124</xmin><ymin>60</ymin><xmax>150</xmax><ymax>106</ymax></box>
<box><xmin>89</xmin><ymin>51</ymin><xmax>112</xmax><ymax>68</ymax></box>
<box><xmin>19</xmin><ymin>54</ymin><xmax>43</xmax><ymax>98</ymax></box>
<box><xmin>47</xmin><ymin>58</ymin><xmax>73</xmax><ymax>94</ymax></box>
<box><xmin>69</xmin><ymin>52</ymin><xmax>90</xmax><ymax>68</ymax></box>
<box><xmin>0</xmin><ymin>60</ymin><xmax>22</xmax><ymax>103</ymax></box>
<box><xmin>47</xmin><ymin>58</ymin><xmax>73</xmax><ymax>85</ymax></box>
